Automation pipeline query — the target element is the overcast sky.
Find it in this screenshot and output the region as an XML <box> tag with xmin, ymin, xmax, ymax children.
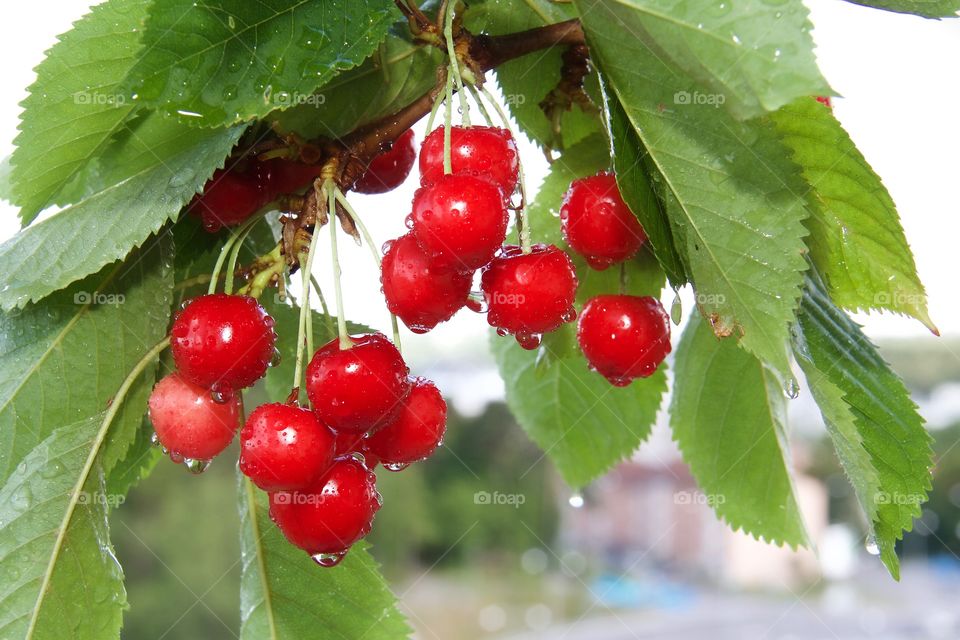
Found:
<box><xmin>0</xmin><ymin>0</ymin><xmax>957</xmax><ymax>365</ymax></box>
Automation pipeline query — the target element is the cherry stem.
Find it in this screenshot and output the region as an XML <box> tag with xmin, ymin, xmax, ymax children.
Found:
<box><xmin>310</xmin><ymin>274</ymin><xmax>336</xmax><ymax>337</ymax></box>
<box><xmin>442</xmin><ymin>72</ymin><xmax>454</xmax><ymax>175</ymax></box>
<box><xmin>476</xmin><ymin>85</ymin><xmax>531</xmax><ymax>253</ymax></box>
<box><xmin>425</xmin><ymin>85</ymin><xmax>445</xmax><ymax>132</ymax></box>
<box><xmin>333</xmin><ymin>189</ymin><xmax>403</xmax><ymax>351</ymax></box>
<box><xmin>325</xmin><ymin>179</ymin><xmax>353</xmax><ymax>350</ymax></box>
<box><xmin>444</xmin><ymin>2</ymin><xmax>470</xmax><ymax>127</ymax></box>
<box><xmin>467</xmin><ymin>85</ymin><xmax>494</xmax><ymax>126</ymax></box>
<box><xmin>224</xmin><ymin>220</ymin><xmax>259</xmax><ymax>295</ymax></box>
<box><xmin>208</xmin><ymin>212</ymin><xmax>264</xmax><ymax>295</ymax></box>
<box><xmin>293</xmin><ymin>217</ymin><xmax>322</xmax><ymax>399</ymax></box>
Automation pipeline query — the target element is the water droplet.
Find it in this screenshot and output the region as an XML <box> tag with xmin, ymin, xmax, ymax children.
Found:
<box><xmin>150</xmin><ymin>432</ymin><xmax>161</xmax><ymax>447</ymax></box>
<box><xmin>311</xmin><ymin>549</ymin><xmax>348</xmax><ymax>567</ymax></box>
<box><xmin>784</xmin><ymin>377</ymin><xmax>800</xmax><ymax>399</ymax></box>
<box><xmin>211</xmin><ymin>386</ymin><xmax>234</xmax><ymax>404</ymax></box>
<box><xmin>670</xmin><ymin>291</ymin><xmax>682</xmax><ymax>325</ymax></box>
<box><xmin>568</xmin><ymin>493</ymin><xmax>584</xmax><ymax>509</ymax></box>
<box><xmin>560</xmin><ymin>308</ymin><xmax>577</xmax><ymax>323</ymax></box>
<box><xmin>516</xmin><ymin>331</ymin><xmax>541</xmax><ymax>350</ymax></box>
<box><xmin>183</xmin><ymin>458</ymin><xmax>211</xmax><ymax>474</ymax></box>
<box><xmin>865</xmin><ymin>535</ymin><xmax>880</xmax><ymax>555</ymax></box>
<box><xmin>269</xmin><ymin>348</ymin><xmax>282</xmax><ymax>367</ymax></box>
<box><xmin>383</xmin><ymin>462</ymin><xmax>409</xmax><ymax>472</ymax></box>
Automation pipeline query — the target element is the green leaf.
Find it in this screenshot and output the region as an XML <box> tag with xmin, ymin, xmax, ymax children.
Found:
<box><xmin>578</xmin><ymin>0</ymin><xmax>811</xmax><ymax>377</ymax></box>
<box><xmin>491</xmin><ymin>328</ymin><xmax>666</xmax><ymax>488</ymax></box>
<box><xmin>10</xmin><ymin>0</ymin><xmax>145</xmax><ymax>224</ymax></box>
<box><xmin>794</xmin><ymin>271</ymin><xmax>932</xmax><ymax>579</ymax></box>
<box><xmin>465</xmin><ymin>0</ymin><xmax>603</xmax><ymax>149</ymax></box>
<box><xmin>605</xmin><ymin>90</ymin><xmax>686</xmax><ymax>287</ymax></box>
<box><xmin>0</xmin><ymin>416</ymin><xmax>125</xmax><ymax>640</ymax></box>
<box><xmin>0</xmin><ymin>240</ymin><xmax>173</xmax><ymax>487</ymax></box>
<box><xmin>576</xmin><ymin>0</ymin><xmax>829</xmax><ymax>120</ymax></box>
<box><xmin>845</xmin><ymin>0</ymin><xmax>960</xmax><ymax>18</ymax></box>
<box><xmin>126</xmin><ymin>0</ymin><xmax>398</xmax><ymax>127</ymax></box>
<box><xmin>771</xmin><ymin>98</ymin><xmax>934</xmax><ymax>331</ymax></box>
<box><xmin>271</xmin><ymin>30</ymin><xmax>443</xmax><ymax>140</ymax></box>
<box><xmin>670</xmin><ymin>312</ymin><xmax>808</xmax><ymax>547</ymax></box>
<box><xmin>0</xmin><ymin>120</ymin><xmax>242</xmax><ymax>310</ymax></box>
<box><xmin>238</xmin><ymin>475</ymin><xmax>410</xmax><ymax>639</ymax></box>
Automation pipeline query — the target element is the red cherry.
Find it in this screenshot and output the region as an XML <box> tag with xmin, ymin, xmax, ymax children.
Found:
<box><xmin>148</xmin><ymin>372</ymin><xmax>240</xmax><ymax>460</ymax></box>
<box><xmin>419</xmin><ymin>125</ymin><xmax>519</xmax><ymax>195</ymax></box>
<box><xmin>366</xmin><ymin>378</ymin><xmax>446</xmax><ymax>468</ymax></box>
<box><xmin>815</xmin><ymin>95</ymin><xmax>833</xmax><ymax>108</ymax></box>
<box><xmin>269</xmin><ymin>457</ymin><xmax>381</xmax><ymax>557</ymax></box>
<box><xmin>381</xmin><ymin>233</ymin><xmax>472</xmax><ymax>333</ymax></box>
<box><xmin>353</xmin><ymin>129</ymin><xmax>417</xmax><ymax>194</ymax></box>
<box><xmin>481</xmin><ymin>244</ymin><xmax>578</xmax><ymax>349</ymax></box>
<box><xmin>576</xmin><ymin>295</ymin><xmax>671</xmax><ymax>386</ymax></box>
<box><xmin>171</xmin><ymin>294</ymin><xmax>277</xmax><ymax>392</ymax></box>
<box><xmin>411</xmin><ymin>174</ymin><xmax>508</xmax><ymax>272</ymax></box>
<box><xmin>305</xmin><ymin>333</ymin><xmax>411</xmax><ymax>434</ymax></box>
<box><xmin>258</xmin><ymin>158</ymin><xmax>323</xmax><ymax>196</ymax></box>
<box><xmin>188</xmin><ymin>167</ymin><xmax>266</xmax><ymax>232</ymax></box>
<box><xmin>560</xmin><ymin>173</ymin><xmax>647</xmax><ymax>270</ymax></box>
<box><xmin>239</xmin><ymin>403</ymin><xmax>336</xmax><ymax>492</ymax></box>
<box><xmin>333</xmin><ymin>431</ymin><xmax>379</xmax><ymax>468</ymax></box>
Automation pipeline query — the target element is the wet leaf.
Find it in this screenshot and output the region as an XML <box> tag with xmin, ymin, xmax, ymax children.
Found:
<box><xmin>845</xmin><ymin>0</ymin><xmax>960</xmax><ymax>18</ymax></box>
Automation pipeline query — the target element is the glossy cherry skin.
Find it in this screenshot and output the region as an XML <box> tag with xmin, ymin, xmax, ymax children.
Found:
<box><xmin>815</xmin><ymin>95</ymin><xmax>833</xmax><ymax>108</ymax></box>
<box><xmin>269</xmin><ymin>457</ymin><xmax>381</xmax><ymax>555</ymax></box>
<box><xmin>258</xmin><ymin>158</ymin><xmax>323</xmax><ymax>196</ymax></box>
<box><xmin>419</xmin><ymin>125</ymin><xmax>519</xmax><ymax>196</ymax></box>
<box><xmin>365</xmin><ymin>378</ymin><xmax>446</xmax><ymax>467</ymax></box>
<box><xmin>411</xmin><ymin>174</ymin><xmax>508</xmax><ymax>272</ymax></box>
<box><xmin>148</xmin><ymin>372</ymin><xmax>241</xmax><ymax>460</ymax></box>
<box><xmin>576</xmin><ymin>295</ymin><xmax>671</xmax><ymax>386</ymax></box>
<box><xmin>560</xmin><ymin>173</ymin><xmax>647</xmax><ymax>270</ymax></box>
<box><xmin>381</xmin><ymin>233</ymin><xmax>473</xmax><ymax>333</ymax></box>
<box><xmin>240</xmin><ymin>403</ymin><xmax>336</xmax><ymax>492</ymax></box>
<box><xmin>305</xmin><ymin>333</ymin><xmax>411</xmax><ymax>434</ymax></box>
<box><xmin>171</xmin><ymin>294</ymin><xmax>277</xmax><ymax>392</ymax></box>
<box><xmin>353</xmin><ymin>129</ymin><xmax>417</xmax><ymax>194</ymax></box>
<box><xmin>334</xmin><ymin>431</ymin><xmax>379</xmax><ymax>468</ymax></box>
<box><xmin>481</xmin><ymin>244</ymin><xmax>578</xmax><ymax>349</ymax></box>
<box><xmin>188</xmin><ymin>167</ymin><xmax>266</xmax><ymax>232</ymax></box>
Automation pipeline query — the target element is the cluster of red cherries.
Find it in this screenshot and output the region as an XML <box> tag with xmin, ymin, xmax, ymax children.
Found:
<box><xmin>152</xmin><ymin>119</ymin><xmax>673</xmax><ymax>565</ymax></box>
<box><xmin>379</xmin><ymin>124</ymin><xmax>671</xmax><ymax>385</ymax></box>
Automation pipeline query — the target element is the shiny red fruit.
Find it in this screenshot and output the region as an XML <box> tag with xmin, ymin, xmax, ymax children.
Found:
<box><xmin>366</xmin><ymin>378</ymin><xmax>446</xmax><ymax>468</ymax></box>
<box><xmin>560</xmin><ymin>173</ymin><xmax>647</xmax><ymax>270</ymax></box>
<box><xmin>381</xmin><ymin>233</ymin><xmax>472</xmax><ymax>333</ymax></box>
<box><xmin>240</xmin><ymin>403</ymin><xmax>336</xmax><ymax>492</ymax></box>
<box><xmin>815</xmin><ymin>95</ymin><xmax>833</xmax><ymax>108</ymax></box>
<box><xmin>411</xmin><ymin>174</ymin><xmax>508</xmax><ymax>272</ymax></box>
<box><xmin>171</xmin><ymin>294</ymin><xmax>277</xmax><ymax>392</ymax></box>
<box><xmin>481</xmin><ymin>244</ymin><xmax>578</xmax><ymax>349</ymax></box>
<box><xmin>269</xmin><ymin>457</ymin><xmax>381</xmax><ymax>556</ymax></box>
<box><xmin>419</xmin><ymin>125</ymin><xmax>519</xmax><ymax>195</ymax></box>
<box><xmin>577</xmin><ymin>295</ymin><xmax>671</xmax><ymax>386</ymax></box>
<box><xmin>258</xmin><ymin>158</ymin><xmax>323</xmax><ymax>196</ymax></box>
<box><xmin>148</xmin><ymin>373</ymin><xmax>240</xmax><ymax>460</ymax></box>
<box><xmin>353</xmin><ymin>129</ymin><xmax>417</xmax><ymax>194</ymax></box>
<box><xmin>188</xmin><ymin>167</ymin><xmax>265</xmax><ymax>232</ymax></box>
<box><xmin>333</xmin><ymin>431</ymin><xmax>379</xmax><ymax>468</ymax></box>
<box><xmin>305</xmin><ymin>333</ymin><xmax>411</xmax><ymax>434</ymax></box>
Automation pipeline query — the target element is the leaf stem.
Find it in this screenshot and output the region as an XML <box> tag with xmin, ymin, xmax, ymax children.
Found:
<box><xmin>25</xmin><ymin>335</ymin><xmax>170</xmax><ymax>639</ymax></box>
